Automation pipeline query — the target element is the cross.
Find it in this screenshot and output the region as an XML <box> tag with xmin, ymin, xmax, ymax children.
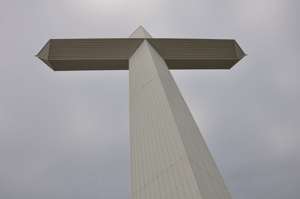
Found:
<box><xmin>37</xmin><ymin>26</ymin><xmax>245</xmax><ymax>199</ymax></box>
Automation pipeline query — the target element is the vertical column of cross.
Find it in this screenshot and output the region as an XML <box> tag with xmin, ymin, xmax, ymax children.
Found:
<box><xmin>129</xmin><ymin>40</ymin><xmax>203</xmax><ymax>199</ymax></box>
<box><xmin>129</xmin><ymin>26</ymin><xmax>232</xmax><ymax>199</ymax></box>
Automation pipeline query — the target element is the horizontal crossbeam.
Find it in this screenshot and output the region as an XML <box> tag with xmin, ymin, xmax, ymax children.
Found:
<box><xmin>37</xmin><ymin>38</ymin><xmax>245</xmax><ymax>71</ymax></box>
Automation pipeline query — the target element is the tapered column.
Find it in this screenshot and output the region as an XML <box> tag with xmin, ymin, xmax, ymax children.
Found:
<box><xmin>129</xmin><ymin>40</ymin><xmax>232</xmax><ymax>199</ymax></box>
<box><xmin>36</xmin><ymin>25</ymin><xmax>245</xmax><ymax>199</ymax></box>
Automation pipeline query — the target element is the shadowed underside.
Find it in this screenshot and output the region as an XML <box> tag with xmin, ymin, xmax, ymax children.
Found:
<box><xmin>37</xmin><ymin>38</ymin><xmax>245</xmax><ymax>71</ymax></box>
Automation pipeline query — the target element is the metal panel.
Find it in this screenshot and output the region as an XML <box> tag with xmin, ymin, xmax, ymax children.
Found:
<box><xmin>130</xmin><ymin>40</ymin><xmax>202</xmax><ymax>199</ymax></box>
<box><xmin>148</xmin><ymin>38</ymin><xmax>245</xmax><ymax>69</ymax></box>
<box><xmin>148</xmin><ymin>41</ymin><xmax>232</xmax><ymax>199</ymax></box>
<box><xmin>37</xmin><ymin>38</ymin><xmax>143</xmax><ymax>70</ymax></box>
<box><xmin>37</xmin><ymin>38</ymin><xmax>245</xmax><ymax>71</ymax></box>
<box><xmin>130</xmin><ymin>40</ymin><xmax>232</xmax><ymax>199</ymax></box>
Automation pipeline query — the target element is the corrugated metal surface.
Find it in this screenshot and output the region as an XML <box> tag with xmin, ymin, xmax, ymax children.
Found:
<box><xmin>148</xmin><ymin>39</ymin><xmax>245</xmax><ymax>69</ymax></box>
<box><xmin>130</xmin><ymin>40</ymin><xmax>202</xmax><ymax>199</ymax></box>
<box><xmin>37</xmin><ymin>39</ymin><xmax>143</xmax><ymax>70</ymax></box>
<box><xmin>37</xmin><ymin>38</ymin><xmax>245</xmax><ymax>70</ymax></box>
<box><xmin>148</xmin><ymin>41</ymin><xmax>232</xmax><ymax>199</ymax></box>
<box><xmin>130</xmin><ymin>40</ymin><xmax>232</xmax><ymax>199</ymax></box>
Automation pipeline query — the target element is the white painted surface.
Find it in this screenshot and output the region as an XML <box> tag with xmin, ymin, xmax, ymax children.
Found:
<box><xmin>129</xmin><ymin>38</ymin><xmax>232</xmax><ymax>199</ymax></box>
<box><xmin>129</xmin><ymin>27</ymin><xmax>231</xmax><ymax>199</ymax></box>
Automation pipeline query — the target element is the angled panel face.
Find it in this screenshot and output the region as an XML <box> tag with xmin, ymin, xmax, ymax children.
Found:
<box><xmin>148</xmin><ymin>39</ymin><xmax>245</xmax><ymax>69</ymax></box>
<box><xmin>37</xmin><ymin>39</ymin><xmax>143</xmax><ymax>70</ymax></box>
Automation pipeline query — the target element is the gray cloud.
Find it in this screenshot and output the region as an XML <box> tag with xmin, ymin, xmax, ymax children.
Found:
<box><xmin>0</xmin><ymin>0</ymin><xmax>299</xmax><ymax>198</ymax></box>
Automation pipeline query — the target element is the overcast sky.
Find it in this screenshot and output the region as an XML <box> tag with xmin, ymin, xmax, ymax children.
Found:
<box><xmin>0</xmin><ymin>0</ymin><xmax>299</xmax><ymax>199</ymax></box>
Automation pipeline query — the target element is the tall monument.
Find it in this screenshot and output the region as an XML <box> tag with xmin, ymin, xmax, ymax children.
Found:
<box><xmin>37</xmin><ymin>26</ymin><xmax>245</xmax><ymax>199</ymax></box>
